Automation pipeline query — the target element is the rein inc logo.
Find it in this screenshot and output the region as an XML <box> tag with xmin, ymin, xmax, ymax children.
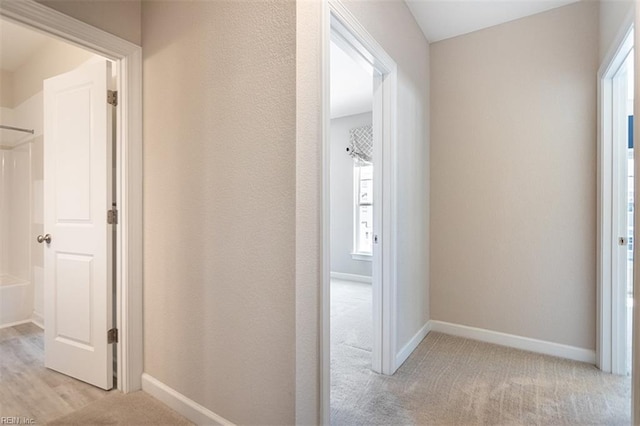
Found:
<box><xmin>0</xmin><ymin>418</ymin><xmax>35</xmax><ymax>425</ymax></box>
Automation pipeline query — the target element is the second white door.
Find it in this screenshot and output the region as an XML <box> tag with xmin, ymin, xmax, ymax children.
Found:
<box><xmin>43</xmin><ymin>60</ymin><xmax>115</xmax><ymax>390</ymax></box>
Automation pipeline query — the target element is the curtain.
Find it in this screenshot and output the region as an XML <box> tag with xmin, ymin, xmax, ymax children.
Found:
<box><xmin>348</xmin><ymin>124</ymin><xmax>373</xmax><ymax>164</ymax></box>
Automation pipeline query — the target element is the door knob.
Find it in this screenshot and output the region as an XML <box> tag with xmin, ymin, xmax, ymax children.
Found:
<box><xmin>37</xmin><ymin>234</ymin><xmax>52</xmax><ymax>244</ymax></box>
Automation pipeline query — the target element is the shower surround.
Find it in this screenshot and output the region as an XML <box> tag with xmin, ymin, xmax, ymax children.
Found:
<box><xmin>0</xmin><ymin>142</ymin><xmax>33</xmax><ymax>326</ymax></box>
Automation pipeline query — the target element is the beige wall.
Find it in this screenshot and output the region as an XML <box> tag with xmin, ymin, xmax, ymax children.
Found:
<box><xmin>0</xmin><ymin>70</ymin><xmax>13</xmax><ymax>108</ymax></box>
<box><xmin>430</xmin><ymin>2</ymin><xmax>599</xmax><ymax>349</ymax></box>
<box><xmin>343</xmin><ymin>0</ymin><xmax>431</xmax><ymax>350</ymax></box>
<box><xmin>142</xmin><ymin>1</ymin><xmax>296</xmax><ymax>424</ymax></box>
<box><xmin>12</xmin><ymin>39</ymin><xmax>94</xmax><ymax>107</ymax></box>
<box><xmin>36</xmin><ymin>0</ymin><xmax>141</xmax><ymax>45</ymax></box>
<box><xmin>599</xmin><ymin>0</ymin><xmax>634</xmax><ymax>62</ymax></box>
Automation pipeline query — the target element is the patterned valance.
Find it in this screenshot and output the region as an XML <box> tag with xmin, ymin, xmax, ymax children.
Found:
<box><xmin>347</xmin><ymin>125</ymin><xmax>373</xmax><ymax>164</ymax></box>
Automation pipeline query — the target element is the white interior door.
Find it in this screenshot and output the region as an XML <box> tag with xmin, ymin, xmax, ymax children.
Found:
<box><xmin>43</xmin><ymin>60</ymin><xmax>114</xmax><ymax>390</ymax></box>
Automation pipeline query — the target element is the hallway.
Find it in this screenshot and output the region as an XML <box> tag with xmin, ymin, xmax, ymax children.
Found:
<box><xmin>330</xmin><ymin>281</ymin><xmax>630</xmax><ymax>425</ymax></box>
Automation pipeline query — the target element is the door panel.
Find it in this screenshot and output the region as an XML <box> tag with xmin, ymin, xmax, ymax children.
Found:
<box><xmin>43</xmin><ymin>60</ymin><xmax>113</xmax><ymax>390</ymax></box>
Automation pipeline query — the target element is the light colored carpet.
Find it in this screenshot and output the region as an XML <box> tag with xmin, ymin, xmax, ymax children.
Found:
<box><xmin>331</xmin><ymin>280</ymin><xmax>631</xmax><ymax>425</ymax></box>
<box><xmin>46</xmin><ymin>391</ymin><xmax>193</xmax><ymax>425</ymax></box>
<box><xmin>331</xmin><ymin>279</ymin><xmax>373</xmax><ymax>354</ymax></box>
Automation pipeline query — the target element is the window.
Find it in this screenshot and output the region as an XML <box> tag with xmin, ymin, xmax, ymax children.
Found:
<box><xmin>353</xmin><ymin>163</ymin><xmax>373</xmax><ymax>257</ymax></box>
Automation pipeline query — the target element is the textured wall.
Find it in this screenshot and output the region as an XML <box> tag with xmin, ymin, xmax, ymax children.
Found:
<box><xmin>330</xmin><ymin>112</ymin><xmax>373</xmax><ymax>278</ymax></box>
<box><xmin>36</xmin><ymin>0</ymin><xmax>141</xmax><ymax>45</ymax></box>
<box><xmin>430</xmin><ymin>2</ymin><xmax>599</xmax><ymax>349</ymax></box>
<box><xmin>0</xmin><ymin>70</ymin><xmax>13</xmax><ymax>108</ymax></box>
<box><xmin>142</xmin><ymin>1</ymin><xmax>296</xmax><ymax>424</ymax></box>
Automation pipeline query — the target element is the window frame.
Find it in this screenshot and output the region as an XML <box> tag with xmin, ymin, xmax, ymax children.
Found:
<box><xmin>352</xmin><ymin>162</ymin><xmax>373</xmax><ymax>260</ymax></box>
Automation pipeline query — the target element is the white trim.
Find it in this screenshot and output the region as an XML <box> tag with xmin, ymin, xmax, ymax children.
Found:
<box><xmin>330</xmin><ymin>272</ymin><xmax>372</xmax><ymax>283</ymax></box>
<box><xmin>352</xmin><ymin>162</ymin><xmax>373</xmax><ymax>257</ymax></box>
<box><xmin>320</xmin><ymin>2</ymin><xmax>331</xmax><ymax>421</ymax></box>
<box><xmin>0</xmin><ymin>319</ymin><xmax>32</xmax><ymax>330</ymax></box>
<box><xmin>0</xmin><ymin>1</ymin><xmax>135</xmax><ymax>60</ymax></box>
<box><xmin>350</xmin><ymin>253</ymin><xmax>372</xmax><ymax>262</ymax></box>
<box><xmin>116</xmin><ymin>46</ymin><xmax>144</xmax><ymax>394</ymax></box>
<box><xmin>395</xmin><ymin>322</ymin><xmax>431</xmax><ymax>369</ymax></box>
<box><xmin>31</xmin><ymin>312</ymin><xmax>44</xmax><ymax>329</ymax></box>
<box><xmin>430</xmin><ymin>320</ymin><xmax>596</xmax><ymax>364</ymax></box>
<box><xmin>633</xmin><ymin>11</ymin><xmax>640</xmax><ymax>422</ymax></box>
<box><xmin>599</xmin><ymin>9</ymin><xmax>635</xmax><ymax>78</ymax></box>
<box><xmin>0</xmin><ymin>0</ymin><xmax>143</xmax><ymax>393</ymax></box>
<box><xmin>597</xmin><ymin>17</ymin><xmax>635</xmax><ymax>374</ymax></box>
<box><xmin>381</xmin><ymin>63</ymin><xmax>398</xmax><ymax>377</ymax></box>
<box><xmin>142</xmin><ymin>374</ymin><xmax>234</xmax><ymax>426</ymax></box>
<box><xmin>370</xmin><ymin>68</ymin><xmax>383</xmax><ymax>375</ymax></box>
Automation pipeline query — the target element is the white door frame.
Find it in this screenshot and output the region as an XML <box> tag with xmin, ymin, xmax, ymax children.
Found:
<box><xmin>0</xmin><ymin>0</ymin><xmax>143</xmax><ymax>393</ymax></box>
<box><xmin>634</xmin><ymin>8</ymin><xmax>640</xmax><ymax>423</ymax></box>
<box><xmin>597</xmin><ymin>11</ymin><xmax>634</xmax><ymax>375</ymax></box>
<box><xmin>322</xmin><ymin>0</ymin><xmax>398</xmax><ymax>420</ymax></box>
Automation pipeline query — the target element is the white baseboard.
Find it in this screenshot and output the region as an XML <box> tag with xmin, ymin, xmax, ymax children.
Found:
<box><xmin>330</xmin><ymin>272</ymin><xmax>372</xmax><ymax>283</ymax></box>
<box><xmin>429</xmin><ymin>320</ymin><xmax>596</xmax><ymax>364</ymax></box>
<box><xmin>0</xmin><ymin>319</ymin><xmax>32</xmax><ymax>330</ymax></box>
<box><xmin>141</xmin><ymin>373</ymin><xmax>234</xmax><ymax>426</ymax></box>
<box><xmin>395</xmin><ymin>321</ymin><xmax>431</xmax><ymax>370</ymax></box>
<box><xmin>32</xmin><ymin>312</ymin><xmax>44</xmax><ymax>329</ymax></box>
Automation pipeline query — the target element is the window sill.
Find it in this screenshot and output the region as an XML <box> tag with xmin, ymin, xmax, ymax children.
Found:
<box><xmin>351</xmin><ymin>253</ymin><xmax>372</xmax><ymax>262</ymax></box>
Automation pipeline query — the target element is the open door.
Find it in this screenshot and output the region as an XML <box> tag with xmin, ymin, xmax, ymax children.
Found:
<box><xmin>42</xmin><ymin>60</ymin><xmax>114</xmax><ymax>390</ymax></box>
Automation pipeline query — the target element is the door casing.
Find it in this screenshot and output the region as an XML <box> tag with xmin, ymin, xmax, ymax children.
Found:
<box><xmin>0</xmin><ymin>0</ymin><xmax>143</xmax><ymax>393</ymax></box>
<box><xmin>322</xmin><ymin>0</ymin><xmax>399</xmax><ymax>421</ymax></box>
<box><xmin>597</xmin><ymin>11</ymin><xmax>634</xmax><ymax>376</ymax></box>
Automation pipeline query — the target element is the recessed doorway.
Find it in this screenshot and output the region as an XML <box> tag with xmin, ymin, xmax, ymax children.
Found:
<box><xmin>322</xmin><ymin>2</ymin><xmax>400</xmax><ymax>422</ymax></box>
<box><xmin>598</xmin><ymin>23</ymin><xmax>635</xmax><ymax>377</ymax></box>
<box><xmin>329</xmin><ymin>35</ymin><xmax>376</xmax><ymax>420</ymax></box>
<box><xmin>0</xmin><ymin>1</ymin><xmax>143</xmax><ymax>421</ymax></box>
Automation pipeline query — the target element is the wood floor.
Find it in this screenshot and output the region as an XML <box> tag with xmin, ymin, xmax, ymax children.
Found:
<box><xmin>0</xmin><ymin>322</ymin><xmax>111</xmax><ymax>423</ymax></box>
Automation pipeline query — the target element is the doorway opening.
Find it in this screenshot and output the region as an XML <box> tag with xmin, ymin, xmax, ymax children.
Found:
<box><xmin>322</xmin><ymin>1</ymin><xmax>399</xmax><ymax>422</ymax></box>
<box><xmin>0</xmin><ymin>17</ymin><xmax>118</xmax><ymax>417</ymax></box>
<box><xmin>0</xmin><ymin>1</ymin><xmax>143</xmax><ymax>421</ymax></box>
<box><xmin>598</xmin><ymin>23</ymin><xmax>635</xmax><ymax>376</ymax></box>
<box><xmin>328</xmin><ymin>35</ymin><xmax>376</xmax><ymax>418</ymax></box>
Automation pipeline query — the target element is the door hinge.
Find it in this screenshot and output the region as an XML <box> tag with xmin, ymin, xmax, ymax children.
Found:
<box><xmin>107</xmin><ymin>208</ymin><xmax>118</xmax><ymax>225</ymax></box>
<box><xmin>107</xmin><ymin>328</ymin><xmax>118</xmax><ymax>344</ymax></box>
<box><xmin>107</xmin><ymin>90</ymin><xmax>118</xmax><ymax>107</ymax></box>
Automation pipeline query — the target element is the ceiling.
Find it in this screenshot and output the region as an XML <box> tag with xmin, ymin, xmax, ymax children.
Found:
<box><xmin>330</xmin><ymin>0</ymin><xmax>583</xmax><ymax>118</ymax></box>
<box><xmin>405</xmin><ymin>0</ymin><xmax>581</xmax><ymax>43</ymax></box>
<box><xmin>1</xmin><ymin>2</ymin><xmax>581</xmax><ymax>118</ymax></box>
<box><xmin>0</xmin><ymin>19</ymin><xmax>50</xmax><ymax>72</ymax></box>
